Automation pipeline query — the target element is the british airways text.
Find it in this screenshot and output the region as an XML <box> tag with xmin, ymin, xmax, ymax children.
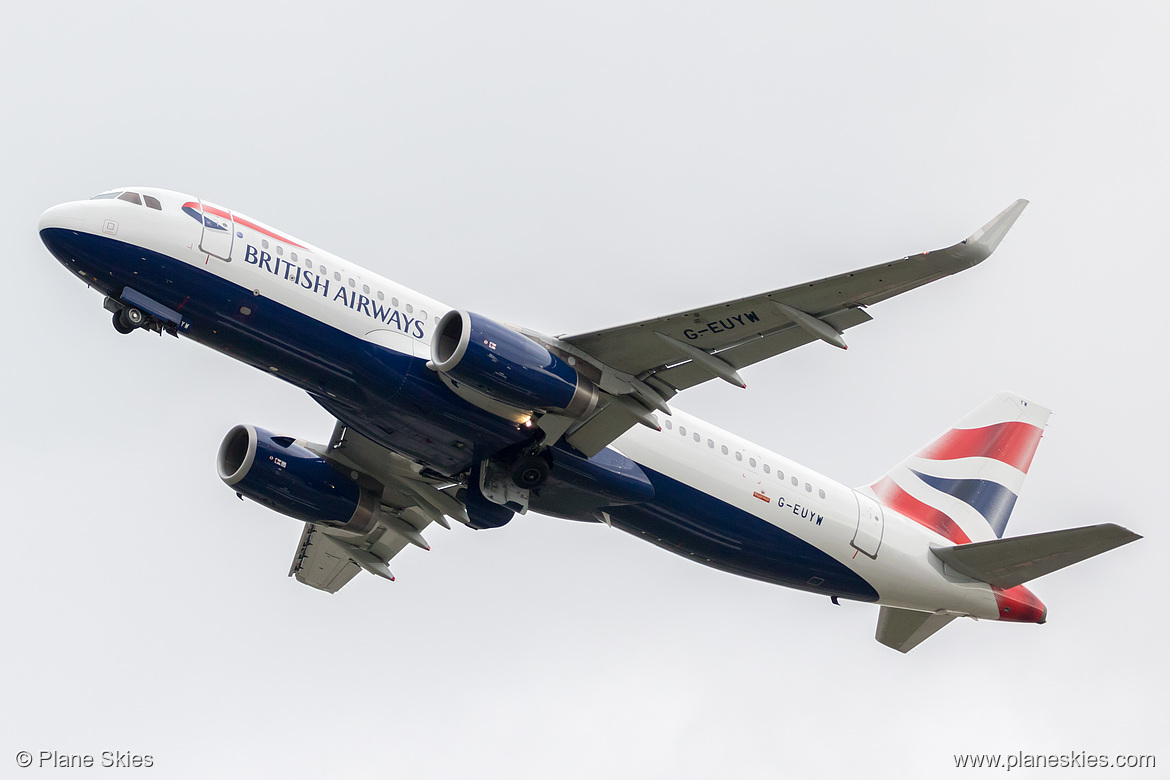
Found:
<box><xmin>244</xmin><ymin>244</ymin><xmax>425</xmax><ymax>338</ymax></box>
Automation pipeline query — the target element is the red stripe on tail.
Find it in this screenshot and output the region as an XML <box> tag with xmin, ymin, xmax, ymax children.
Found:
<box><xmin>916</xmin><ymin>421</ymin><xmax>1043</xmax><ymax>473</ymax></box>
<box><xmin>870</xmin><ymin>477</ymin><xmax>971</xmax><ymax>545</ymax></box>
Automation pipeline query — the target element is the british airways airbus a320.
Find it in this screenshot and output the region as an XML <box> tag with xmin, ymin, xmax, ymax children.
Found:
<box><xmin>39</xmin><ymin>189</ymin><xmax>1139</xmax><ymax>652</ymax></box>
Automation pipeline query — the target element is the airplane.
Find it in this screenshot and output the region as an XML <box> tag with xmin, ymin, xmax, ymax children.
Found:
<box><xmin>38</xmin><ymin>188</ymin><xmax>1140</xmax><ymax>652</ymax></box>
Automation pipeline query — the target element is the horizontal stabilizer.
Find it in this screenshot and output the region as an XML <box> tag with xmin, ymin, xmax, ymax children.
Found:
<box><xmin>876</xmin><ymin>607</ymin><xmax>957</xmax><ymax>653</ymax></box>
<box><xmin>931</xmin><ymin>523</ymin><xmax>1141</xmax><ymax>589</ymax></box>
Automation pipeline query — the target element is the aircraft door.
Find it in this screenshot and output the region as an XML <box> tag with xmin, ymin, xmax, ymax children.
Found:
<box><xmin>852</xmin><ymin>492</ymin><xmax>884</xmax><ymax>559</ymax></box>
<box><xmin>197</xmin><ymin>199</ymin><xmax>235</xmax><ymax>261</ymax></box>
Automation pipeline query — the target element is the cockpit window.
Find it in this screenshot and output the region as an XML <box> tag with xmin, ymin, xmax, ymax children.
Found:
<box><xmin>143</xmin><ymin>195</ymin><xmax>162</xmax><ymax>211</ymax></box>
<box><xmin>92</xmin><ymin>191</ymin><xmax>122</xmax><ymax>200</ymax></box>
<box><xmin>118</xmin><ymin>192</ymin><xmax>142</xmax><ymax>205</ymax></box>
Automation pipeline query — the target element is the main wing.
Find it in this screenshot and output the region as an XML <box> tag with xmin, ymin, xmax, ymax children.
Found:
<box><xmin>288</xmin><ymin>421</ymin><xmax>470</xmax><ymax>593</ymax></box>
<box><xmin>554</xmin><ymin>200</ymin><xmax>1028</xmax><ymax>456</ymax></box>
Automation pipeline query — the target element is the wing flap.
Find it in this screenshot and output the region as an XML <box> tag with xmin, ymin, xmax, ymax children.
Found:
<box><xmin>565</xmin><ymin>400</ymin><xmax>649</xmax><ymax>458</ymax></box>
<box><xmin>289</xmin><ymin>524</ymin><xmax>363</xmax><ymax>594</ymax></box>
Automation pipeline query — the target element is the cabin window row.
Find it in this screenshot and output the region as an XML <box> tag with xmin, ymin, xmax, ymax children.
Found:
<box><xmin>662</xmin><ymin>418</ymin><xmax>827</xmax><ymax>499</ymax></box>
<box><xmin>256</xmin><ymin>239</ymin><xmax>428</xmax><ymax>321</ymax></box>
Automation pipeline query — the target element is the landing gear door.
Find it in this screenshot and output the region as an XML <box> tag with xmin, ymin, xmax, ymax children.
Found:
<box><xmin>852</xmin><ymin>492</ymin><xmax>884</xmax><ymax>559</ymax></box>
<box><xmin>197</xmin><ymin>199</ymin><xmax>235</xmax><ymax>261</ymax></box>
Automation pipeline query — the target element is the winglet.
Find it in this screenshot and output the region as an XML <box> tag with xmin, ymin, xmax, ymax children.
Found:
<box><xmin>966</xmin><ymin>199</ymin><xmax>1029</xmax><ymax>255</ymax></box>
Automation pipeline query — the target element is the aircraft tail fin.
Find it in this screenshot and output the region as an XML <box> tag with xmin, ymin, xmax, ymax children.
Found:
<box><xmin>865</xmin><ymin>391</ymin><xmax>1051</xmax><ymax>544</ymax></box>
<box><xmin>931</xmin><ymin>523</ymin><xmax>1142</xmax><ymax>590</ymax></box>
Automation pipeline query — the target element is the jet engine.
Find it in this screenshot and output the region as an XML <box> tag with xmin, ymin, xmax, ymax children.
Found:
<box><xmin>217</xmin><ymin>424</ymin><xmax>379</xmax><ymax>534</ymax></box>
<box><xmin>428</xmin><ymin>310</ymin><xmax>599</xmax><ymax>422</ymax></box>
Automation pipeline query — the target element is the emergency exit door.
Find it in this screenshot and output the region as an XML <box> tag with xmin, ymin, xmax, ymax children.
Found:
<box><xmin>852</xmin><ymin>492</ymin><xmax>885</xmax><ymax>559</ymax></box>
<box><xmin>197</xmin><ymin>199</ymin><xmax>235</xmax><ymax>261</ymax></box>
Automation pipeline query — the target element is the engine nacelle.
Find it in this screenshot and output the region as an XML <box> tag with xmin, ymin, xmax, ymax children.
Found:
<box><xmin>429</xmin><ymin>310</ymin><xmax>598</xmax><ymax>419</ymax></box>
<box><xmin>217</xmin><ymin>424</ymin><xmax>379</xmax><ymax>534</ymax></box>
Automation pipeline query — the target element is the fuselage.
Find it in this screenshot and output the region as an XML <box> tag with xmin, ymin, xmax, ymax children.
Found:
<box><xmin>39</xmin><ymin>186</ymin><xmax>1043</xmax><ymax>621</ymax></box>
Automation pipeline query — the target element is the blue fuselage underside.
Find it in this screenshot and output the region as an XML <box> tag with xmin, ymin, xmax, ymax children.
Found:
<box><xmin>42</xmin><ymin>228</ymin><xmax>878</xmax><ymax>602</ymax></box>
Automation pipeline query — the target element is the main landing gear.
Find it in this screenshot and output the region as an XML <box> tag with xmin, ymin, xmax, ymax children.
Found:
<box><xmin>510</xmin><ymin>452</ymin><xmax>551</xmax><ymax>490</ymax></box>
<box><xmin>112</xmin><ymin>306</ymin><xmax>146</xmax><ymax>334</ymax></box>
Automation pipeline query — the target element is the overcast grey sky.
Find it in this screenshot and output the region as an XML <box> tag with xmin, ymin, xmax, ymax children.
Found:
<box><xmin>3</xmin><ymin>2</ymin><xmax>1167</xmax><ymax>778</ymax></box>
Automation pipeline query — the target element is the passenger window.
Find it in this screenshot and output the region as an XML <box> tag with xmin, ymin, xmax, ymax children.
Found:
<box><xmin>791</xmin><ymin>476</ymin><xmax>798</xmax><ymax>486</ymax></box>
<box><xmin>143</xmin><ymin>195</ymin><xmax>162</xmax><ymax>210</ymax></box>
<box><xmin>348</xmin><ymin>278</ymin><xmax>355</xmax><ymax>288</ymax></box>
<box><xmin>363</xmin><ymin>284</ymin><xmax>370</xmax><ymax>294</ymax></box>
<box><xmin>406</xmin><ymin>304</ymin><xmax>414</xmax><ymax>314</ymax></box>
<box><xmin>777</xmin><ymin>471</ymin><xmax>785</xmax><ymax>480</ymax></box>
<box><xmin>818</xmin><ymin>489</ymin><xmax>826</xmax><ymax>499</ymax></box>
<box><xmin>664</xmin><ymin>420</ymin><xmax>672</xmax><ymax>430</ymax></box>
<box><xmin>276</xmin><ymin>246</ymin><xmax>283</xmax><ymax>256</ymax></box>
<box><xmin>319</xmin><ymin>265</ymin><xmax>327</xmax><ymax>275</ymax></box>
<box><xmin>305</xmin><ymin>259</ymin><xmax>313</xmax><ymax>270</ymax></box>
<box><xmin>749</xmin><ymin>458</ymin><xmax>757</xmax><ymax>468</ymax></box>
<box><xmin>377</xmin><ymin>291</ymin><xmax>384</xmax><ymax>301</ymax></box>
<box><xmin>721</xmin><ymin>445</ymin><xmax>728</xmax><ymax>455</ymax></box>
<box><xmin>262</xmin><ymin>239</ymin><xmax>269</xmax><ymax>249</ymax></box>
<box><xmin>805</xmin><ymin>483</ymin><xmax>812</xmax><ymax>493</ymax></box>
<box><xmin>291</xmin><ymin>252</ymin><xmax>298</xmax><ymax>262</ymax></box>
<box><xmin>392</xmin><ymin>297</ymin><xmax>399</xmax><ymax>307</ymax></box>
<box><xmin>420</xmin><ymin>310</ymin><xmax>428</xmax><ymax>321</ymax></box>
<box><xmin>118</xmin><ymin>192</ymin><xmax>142</xmax><ymax>205</ymax></box>
<box><xmin>693</xmin><ymin>432</ymin><xmax>700</xmax><ymax>442</ymax></box>
<box><xmin>707</xmin><ymin>439</ymin><xmax>714</xmax><ymax>448</ymax></box>
<box><xmin>679</xmin><ymin>426</ymin><xmax>686</xmax><ymax>436</ymax></box>
<box><xmin>763</xmin><ymin>464</ymin><xmax>770</xmax><ymax>474</ymax></box>
<box><xmin>735</xmin><ymin>452</ymin><xmax>743</xmax><ymax>461</ymax></box>
<box><xmin>334</xmin><ymin>272</ymin><xmax>341</xmax><ymax>282</ymax></box>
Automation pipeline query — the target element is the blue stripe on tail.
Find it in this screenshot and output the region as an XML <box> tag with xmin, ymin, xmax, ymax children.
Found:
<box><xmin>909</xmin><ymin>470</ymin><xmax>1019</xmax><ymax>538</ymax></box>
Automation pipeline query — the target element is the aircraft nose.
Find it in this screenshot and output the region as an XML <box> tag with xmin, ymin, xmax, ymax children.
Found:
<box><xmin>39</xmin><ymin>201</ymin><xmax>88</xmax><ymax>234</ymax></box>
<box><xmin>39</xmin><ymin>201</ymin><xmax>97</xmax><ymax>266</ymax></box>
